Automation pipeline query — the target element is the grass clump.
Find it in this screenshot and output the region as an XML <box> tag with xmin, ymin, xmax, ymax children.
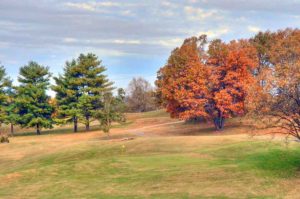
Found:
<box><xmin>0</xmin><ymin>135</ymin><xmax>9</xmax><ymax>143</ymax></box>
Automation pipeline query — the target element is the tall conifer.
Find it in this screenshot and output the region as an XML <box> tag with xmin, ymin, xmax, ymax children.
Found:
<box><xmin>53</xmin><ymin>53</ymin><xmax>113</xmax><ymax>132</ymax></box>
<box><xmin>16</xmin><ymin>62</ymin><xmax>54</xmax><ymax>135</ymax></box>
<box><xmin>0</xmin><ymin>66</ymin><xmax>13</xmax><ymax>129</ymax></box>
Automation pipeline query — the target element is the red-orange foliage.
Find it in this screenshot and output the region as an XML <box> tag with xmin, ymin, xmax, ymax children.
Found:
<box><xmin>156</xmin><ymin>36</ymin><xmax>258</xmax><ymax>130</ymax></box>
<box><xmin>156</xmin><ymin>36</ymin><xmax>210</xmax><ymax>120</ymax></box>
<box><xmin>208</xmin><ymin>40</ymin><xmax>258</xmax><ymax>129</ymax></box>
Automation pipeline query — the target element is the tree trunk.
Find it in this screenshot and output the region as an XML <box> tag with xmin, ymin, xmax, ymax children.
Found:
<box><xmin>214</xmin><ymin>118</ymin><xmax>219</xmax><ymax>130</ymax></box>
<box><xmin>214</xmin><ymin>111</ymin><xmax>225</xmax><ymax>131</ymax></box>
<box><xmin>10</xmin><ymin>123</ymin><xmax>14</xmax><ymax>135</ymax></box>
<box><xmin>74</xmin><ymin>117</ymin><xmax>78</xmax><ymax>133</ymax></box>
<box><xmin>220</xmin><ymin>117</ymin><xmax>225</xmax><ymax>130</ymax></box>
<box><xmin>85</xmin><ymin>116</ymin><xmax>90</xmax><ymax>131</ymax></box>
<box><xmin>36</xmin><ymin>123</ymin><xmax>41</xmax><ymax>135</ymax></box>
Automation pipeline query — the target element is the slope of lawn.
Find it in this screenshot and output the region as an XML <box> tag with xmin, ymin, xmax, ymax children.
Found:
<box><xmin>1</xmin><ymin>111</ymin><xmax>300</xmax><ymax>199</ymax></box>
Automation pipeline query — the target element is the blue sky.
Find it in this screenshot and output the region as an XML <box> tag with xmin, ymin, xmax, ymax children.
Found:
<box><xmin>0</xmin><ymin>0</ymin><xmax>300</xmax><ymax>95</ymax></box>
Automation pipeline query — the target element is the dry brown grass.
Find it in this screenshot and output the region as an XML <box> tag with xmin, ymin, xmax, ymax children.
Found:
<box><xmin>1</xmin><ymin>111</ymin><xmax>300</xmax><ymax>198</ymax></box>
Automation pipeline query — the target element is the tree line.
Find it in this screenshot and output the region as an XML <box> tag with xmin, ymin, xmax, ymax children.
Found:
<box><xmin>156</xmin><ymin>28</ymin><xmax>300</xmax><ymax>139</ymax></box>
<box><xmin>5</xmin><ymin>29</ymin><xmax>297</xmax><ymax>139</ymax></box>
<box><xmin>0</xmin><ymin>54</ymin><xmax>122</xmax><ymax>136</ymax></box>
<box><xmin>0</xmin><ymin>53</ymin><xmax>159</xmax><ymax>137</ymax></box>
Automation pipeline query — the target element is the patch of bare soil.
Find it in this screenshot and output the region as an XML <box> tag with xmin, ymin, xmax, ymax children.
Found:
<box><xmin>0</xmin><ymin>172</ymin><xmax>22</xmax><ymax>183</ymax></box>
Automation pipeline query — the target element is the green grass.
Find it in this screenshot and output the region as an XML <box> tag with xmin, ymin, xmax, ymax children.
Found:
<box><xmin>1</xmin><ymin>135</ymin><xmax>300</xmax><ymax>199</ymax></box>
<box><xmin>204</xmin><ymin>141</ymin><xmax>300</xmax><ymax>178</ymax></box>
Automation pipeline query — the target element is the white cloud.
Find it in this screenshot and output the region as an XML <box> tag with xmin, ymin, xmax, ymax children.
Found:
<box><xmin>99</xmin><ymin>2</ymin><xmax>121</xmax><ymax>7</ymax></box>
<box><xmin>73</xmin><ymin>48</ymin><xmax>127</xmax><ymax>57</ymax></box>
<box><xmin>198</xmin><ymin>28</ymin><xmax>229</xmax><ymax>38</ymax></box>
<box><xmin>184</xmin><ymin>6</ymin><xmax>218</xmax><ymax>20</ymax></box>
<box><xmin>64</xmin><ymin>1</ymin><xmax>121</xmax><ymax>12</ymax></box>
<box><xmin>161</xmin><ymin>1</ymin><xmax>178</xmax><ymax>8</ymax></box>
<box><xmin>121</xmin><ymin>10</ymin><xmax>134</xmax><ymax>16</ymax></box>
<box><xmin>113</xmin><ymin>40</ymin><xmax>141</xmax><ymax>45</ymax></box>
<box><xmin>248</xmin><ymin>25</ymin><xmax>261</xmax><ymax>33</ymax></box>
<box><xmin>158</xmin><ymin>38</ymin><xmax>183</xmax><ymax>48</ymax></box>
<box><xmin>63</xmin><ymin>37</ymin><xmax>77</xmax><ymax>43</ymax></box>
<box><xmin>65</xmin><ymin>2</ymin><xmax>95</xmax><ymax>11</ymax></box>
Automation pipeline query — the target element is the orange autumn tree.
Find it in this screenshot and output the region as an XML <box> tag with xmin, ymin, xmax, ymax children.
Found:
<box><xmin>249</xmin><ymin>29</ymin><xmax>300</xmax><ymax>139</ymax></box>
<box><xmin>267</xmin><ymin>29</ymin><xmax>300</xmax><ymax>139</ymax></box>
<box><xmin>207</xmin><ymin>39</ymin><xmax>258</xmax><ymax>129</ymax></box>
<box><xmin>156</xmin><ymin>36</ymin><xmax>210</xmax><ymax>121</ymax></box>
<box><xmin>156</xmin><ymin>36</ymin><xmax>258</xmax><ymax>130</ymax></box>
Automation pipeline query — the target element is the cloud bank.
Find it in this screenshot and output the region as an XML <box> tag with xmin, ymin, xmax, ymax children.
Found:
<box><xmin>0</xmin><ymin>0</ymin><xmax>299</xmax><ymax>89</ymax></box>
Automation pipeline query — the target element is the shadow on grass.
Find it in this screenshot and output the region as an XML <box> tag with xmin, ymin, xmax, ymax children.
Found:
<box><xmin>12</xmin><ymin>125</ymin><xmax>101</xmax><ymax>137</ymax></box>
<box><xmin>12</xmin><ymin>122</ymin><xmax>133</xmax><ymax>137</ymax></box>
<box><xmin>99</xmin><ymin>133</ymin><xmax>137</xmax><ymax>141</ymax></box>
<box><xmin>174</xmin><ymin>122</ymin><xmax>254</xmax><ymax>136</ymax></box>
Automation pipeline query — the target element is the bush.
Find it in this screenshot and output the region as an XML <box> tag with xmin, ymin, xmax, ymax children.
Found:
<box><xmin>0</xmin><ymin>135</ymin><xmax>9</xmax><ymax>143</ymax></box>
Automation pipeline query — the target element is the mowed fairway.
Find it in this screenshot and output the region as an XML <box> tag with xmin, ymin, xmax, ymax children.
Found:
<box><xmin>1</xmin><ymin>111</ymin><xmax>300</xmax><ymax>199</ymax></box>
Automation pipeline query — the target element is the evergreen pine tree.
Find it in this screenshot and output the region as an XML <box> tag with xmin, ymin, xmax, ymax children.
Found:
<box><xmin>75</xmin><ymin>53</ymin><xmax>113</xmax><ymax>130</ymax></box>
<box><xmin>53</xmin><ymin>53</ymin><xmax>113</xmax><ymax>132</ymax></box>
<box><xmin>52</xmin><ymin>60</ymin><xmax>81</xmax><ymax>132</ymax></box>
<box><xmin>0</xmin><ymin>66</ymin><xmax>13</xmax><ymax>129</ymax></box>
<box><xmin>4</xmin><ymin>85</ymin><xmax>18</xmax><ymax>135</ymax></box>
<box><xmin>16</xmin><ymin>61</ymin><xmax>54</xmax><ymax>135</ymax></box>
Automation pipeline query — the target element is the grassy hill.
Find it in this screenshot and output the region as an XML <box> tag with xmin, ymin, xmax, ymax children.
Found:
<box><xmin>1</xmin><ymin>110</ymin><xmax>300</xmax><ymax>199</ymax></box>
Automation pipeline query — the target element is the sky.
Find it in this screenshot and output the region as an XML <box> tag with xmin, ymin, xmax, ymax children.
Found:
<box><xmin>0</xmin><ymin>0</ymin><xmax>300</xmax><ymax>95</ymax></box>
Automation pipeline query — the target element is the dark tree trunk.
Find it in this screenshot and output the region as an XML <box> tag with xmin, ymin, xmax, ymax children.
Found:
<box><xmin>36</xmin><ymin>123</ymin><xmax>41</xmax><ymax>135</ymax></box>
<box><xmin>74</xmin><ymin>117</ymin><xmax>78</xmax><ymax>133</ymax></box>
<box><xmin>85</xmin><ymin>116</ymin><xmax>90</xmax><ymax>131</ymax></box>
<box><xmin>220</xmin><ymin>117</ymin><xmax>225</xmax><ymax>129</ymax></box>
<box><xmin>214</xmin><ymin>118</ymin><xmax>218</xmax><ymax>130</ymax></box>
<box><xmin>214</xmin><ymin>111</ymin><xmax>225</xmax><ymax>131</ymax></box>
<box><xmin>10</xmin><ymin>123</ymin><xmax>14</xmax><ymax>135</ymax></box>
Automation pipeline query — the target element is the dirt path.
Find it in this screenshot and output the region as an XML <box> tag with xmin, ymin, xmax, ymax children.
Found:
<box><xmin>124</xmin><ymin>120</ymin><xmax>184</xmax><ymax>133</ymax></box>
